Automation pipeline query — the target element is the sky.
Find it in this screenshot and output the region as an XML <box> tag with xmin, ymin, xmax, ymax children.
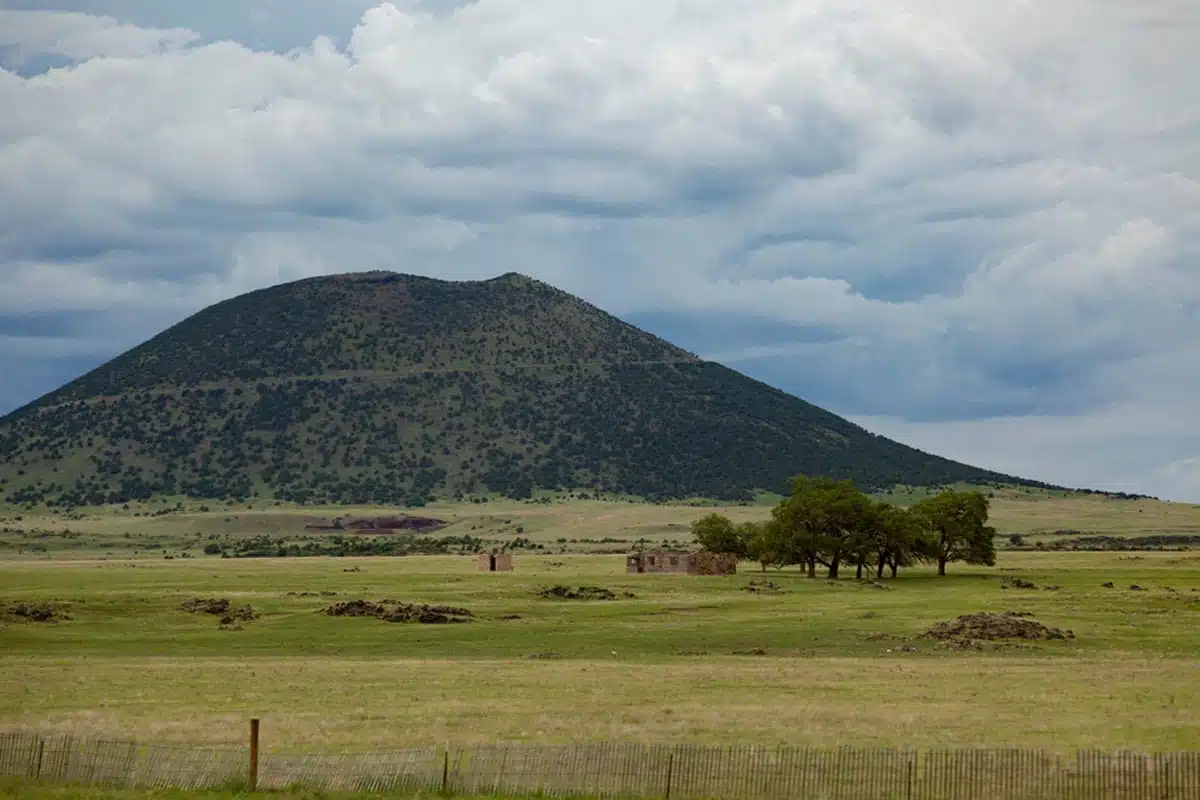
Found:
<box><xmin>0</xmin><ymin>1</ymin><xmax>1197</xmax><ymax>500</ymax></box>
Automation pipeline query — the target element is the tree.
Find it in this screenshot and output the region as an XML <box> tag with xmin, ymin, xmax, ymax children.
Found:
<box><xmin>739</xmin><ymin>519</ymin><xmax>783</xmax><ymax>572</ymax></box>
<box><xmin>866</xmin><ymin>502</ymin><xmax>922</xmax><ymax>579</ymax></box>
<box><xmin>691</xmin><ymin>513</ymin><xmax>748</xmax><ymax>558</ymax></box>
<box><xmin>771</xmin><ymin>480</ymin><xmax>822</xmax><ymax>578</ymax></box>
<box><xmin>772</xmin><ymin>475</ymin><xmax>872</xmax><ymax>579</ymax></box>
<box><xmin>911</xmin><ymin>490</ymin><xmax>996</xmax><ymax>575</ymax></box>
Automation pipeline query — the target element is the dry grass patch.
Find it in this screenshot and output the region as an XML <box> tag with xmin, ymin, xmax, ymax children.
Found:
<box><xmin>1</xmin><ymin>656</ymin><xmax>1197</xmax><ymax>753</ymax></box>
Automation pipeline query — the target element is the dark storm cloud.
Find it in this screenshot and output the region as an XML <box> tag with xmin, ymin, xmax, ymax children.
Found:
<box><xmin>0</xmin><ymin>311</ymin><xmax>107</xmax><ymax>338</ymax></box>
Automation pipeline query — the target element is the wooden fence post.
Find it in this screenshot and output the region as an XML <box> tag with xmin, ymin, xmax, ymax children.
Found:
<box><xmin>34</xmin><ymin>737</ymin><xmax>45</xmax><ymax>780</ymax></box>
<box><xmin>441</xmin><ymin>746</ymin><xmax>450</xmax><ymax>796</ymax></box>
<box><xmin>664</xmin><ymin>750</ymin><xmax>675</xmax><ymax>800</ymax></box>
<box><xmin>905</xmin><ymin>752</ymin><xmax>914</xmax><ymax>800</ymax></box>
<box><xmin>248</xmin><ymin>719</ymin><xmax>260</xmax><ymax>792</ymax></box>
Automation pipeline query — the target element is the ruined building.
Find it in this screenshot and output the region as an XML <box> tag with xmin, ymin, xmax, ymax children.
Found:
<box><xmin>478</xmin><ymin>552</ymin><xmax>514</xmax><ymax>572</ymax></box>
<box><xmin>626</xmin><ymin>549</ymin><xmax>737</xmax><ymax>576</ymax></box>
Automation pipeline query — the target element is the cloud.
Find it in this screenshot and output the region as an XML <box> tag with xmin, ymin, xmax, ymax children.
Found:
<box><xmin>0</xmin><ymin>1</ymin><xmax>1197</xmax><ymax>498</ymax></box>
<box><xmin>0</xmin><ymin>10</ymin><xmax>197</xmax><ymax>70</ymax></box>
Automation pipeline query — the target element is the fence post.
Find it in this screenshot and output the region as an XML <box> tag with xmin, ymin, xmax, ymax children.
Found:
<box><xmin>905</xmin><ymin>752</ymin><xmax>914</xmax><ymax>800</ymax></box>
<box><xmin>664</xmin><ymin>750</ymin><xmax>675</xmax><ymax>800</ymax></box>
<box><xmin>34</xmin><ymin>737</ymin><xmax>45</xmax><ymax>780</ymax></box>
<box><xmin>248</xmin><ymin>719</ymin><xmax>260</xmax><ymax>792</ymax></box>
<box><xmin>441</xmin><ymin>745</ymin><xmax>450</xmax><ymax>796</ymax></box>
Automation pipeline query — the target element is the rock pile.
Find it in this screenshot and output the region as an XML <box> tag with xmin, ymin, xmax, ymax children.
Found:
<box><xmin>1</xmin><ymin>601</ymin><xmax>71</xmax><ymax>623</ymax></box>
<box><xmin>925</xmin><ymin>612</ymin><xmax>1074</xmax><ymax>647</ymax></box>
<box><xmin>538</xmin><ymin>585</ymin><xmax>629</xmax><ymax>600</ymax></box>
<box><xmin>181</xmin><ymin>597</ymin><xmax>258</xmax><ymax>627</ymax></box>
<box><xmin>323</xmin><ymin>600</ymin><xmax>474</xmax><ymax>624</ymax></box>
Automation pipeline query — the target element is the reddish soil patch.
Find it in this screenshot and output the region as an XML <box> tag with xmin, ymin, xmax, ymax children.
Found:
<box><xmin>323</xmin><ymin>600</ymin><xmax>473</xmax><ymax>624</ymax></box>
<box><xmin>305</xmin><ymin>515</ymin><xmax>448</xmax><ymax>533</ymax></box>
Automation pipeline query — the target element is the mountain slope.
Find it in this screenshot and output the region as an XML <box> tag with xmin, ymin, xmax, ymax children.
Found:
<box><xmin>0</xmin><ymin>271</ymin><xmax>1049</xmax><ymax>507</ymax></box>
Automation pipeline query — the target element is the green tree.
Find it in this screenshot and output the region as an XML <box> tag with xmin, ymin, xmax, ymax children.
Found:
<box><xmin>771</xmin><ymin>479</ymin><xmax>821</xmax><ymax>578</ymax></box>
<box><xmin>691</xmin><ymin>513</ymin><xmax>748</xmax><ymax>558</ymax></box>
<box><xmin>866</xmin><ymin>502</ymin><xmax>922</xmax><ymax>579</ymax></box>
<box><xmin>772</xmin><ymin>475</ymin><xmax>872</xmax><ymax>579</ymax></box>
<box><xmin>737</xmin><ymin>519</ymin><xmax>781</xmax><ymax>572</ymax></box>
<box><xmin>911</xmin><ymin>490</ymin><xmax>996</xmax><ymax>575</ymax></box>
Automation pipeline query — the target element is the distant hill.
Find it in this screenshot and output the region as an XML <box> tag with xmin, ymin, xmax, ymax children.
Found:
<box><xmin>0</xmin><ymin>271</ymin><xmax>1059</xmax><ymax>507</ymax></box>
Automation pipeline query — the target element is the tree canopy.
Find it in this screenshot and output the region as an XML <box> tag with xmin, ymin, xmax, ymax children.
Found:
<box><xmin>693</xmin><ymin>477</ymin><xmax>996</xmax><ymax>579</ymax></box>
<box><xmin>911</xmin><ymin>489</ymin><xmax>997</xmax><ymax>575</ymax></box>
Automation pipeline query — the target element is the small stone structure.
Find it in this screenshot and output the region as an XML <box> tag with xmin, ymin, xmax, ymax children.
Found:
<box><xmin>626</xmin><ymin>550</ymin><xmax>737</xmax><ymax>576</ymax></box>
<box><xmin>478</xmin><ymin>552</ymin><xmax>514</xmax><ymax>572</ymax></box>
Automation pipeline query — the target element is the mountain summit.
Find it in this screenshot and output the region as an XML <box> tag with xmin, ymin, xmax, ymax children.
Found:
<box><xmin>0</xmin><ymin>271</ymin><xmax>1038</xmax><ymax>506</ymax></box>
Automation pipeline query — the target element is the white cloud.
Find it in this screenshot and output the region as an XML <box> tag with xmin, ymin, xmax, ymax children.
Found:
<box><xmin>0</xmin><ymin>10</ymin><xmax>197</xmax><ymax>67</ymax></box>
<box><xmin>0</xmin><ymin>1</ymin><xmax>1197</xmax><ymax>498</ymax></box>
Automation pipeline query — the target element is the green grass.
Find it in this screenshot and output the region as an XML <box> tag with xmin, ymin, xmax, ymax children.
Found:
<box><xmin>2</xmin><ymin>537</ymin><xmax>1199</xmax><ymax>753</ymax></box>
<box><xmin>1</xmin><ymin>552</ymin><xmax>1198</xmax><ymax>659</ymax></box>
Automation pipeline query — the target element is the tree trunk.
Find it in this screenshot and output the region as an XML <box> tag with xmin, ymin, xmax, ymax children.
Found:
<box><xmin>806</xmin><ymin>556</ymin><xmax>816</xmax><ymax>578</ymax></box>
<box><xmin>828</xmin><ymin>555</ymin><xmax>840</xmax><ymax>580</ymax></box>
<box><xmin>889</xmin><ymin>561</ymin><xmax>898</xmax><ymax>578</ymax></box>
<box><xmin>938</xmin><ymin>557</ymin><xmax>947</xmax><ymax>576</ymax></box>
<box><xmin>760</xmin><ymin>561</ymin><xmax>767</xmax><ymax>573</ymax></box>
<box><xmin>876</xmin><ymin>557</ymin><xmax>886</xmax><ymax>579</ymax></box>
<box><xmin>855</xmin><ymin>562</ymin><xmax>863</xmax><ymax>580</ymax></box>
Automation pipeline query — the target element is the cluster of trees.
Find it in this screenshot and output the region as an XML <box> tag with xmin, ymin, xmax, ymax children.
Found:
<box><xmin>692</xmin><ymin>476</ymin><xmax>996</xmax><ymax>578</ymax></box>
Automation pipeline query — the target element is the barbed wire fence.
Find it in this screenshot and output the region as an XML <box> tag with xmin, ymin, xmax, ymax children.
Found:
<box><xmin>3</xmin><ymin>729</ymin><xmax>1199</xmax><ymax>798</ymax></box>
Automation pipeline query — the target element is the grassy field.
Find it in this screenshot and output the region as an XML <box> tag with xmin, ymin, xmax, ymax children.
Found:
<box><xmin>3</xmin><ymin>487</ymin><xmax>1199</xmax><ymax>560</ymax></box>
<box><xmin>2</xmin><ymin>498</ymin><xmax>1199</xmax><ymax>757</ymax></box>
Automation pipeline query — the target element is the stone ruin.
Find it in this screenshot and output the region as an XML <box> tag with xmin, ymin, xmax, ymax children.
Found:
<box><xmin>626</xmin><ymin>549</ymin><xmax>737</xmax><ymax>575</ymax></box>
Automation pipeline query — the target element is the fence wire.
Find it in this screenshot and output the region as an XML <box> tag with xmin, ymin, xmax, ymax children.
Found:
<box><xmin>3</xmin><ymin>732</ymin><xmax>1199</xmax><ymax>798</ymax></box>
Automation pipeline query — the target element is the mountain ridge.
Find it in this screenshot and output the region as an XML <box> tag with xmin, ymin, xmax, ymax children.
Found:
<box><xmin>0</xmin><ymin>270</ymin><xmax>1064</xmax><ymax>507</ymax></box>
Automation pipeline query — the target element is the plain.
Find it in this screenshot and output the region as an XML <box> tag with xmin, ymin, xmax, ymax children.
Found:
<box><xmin>2</xmin><ymin>492</ymin><xmax>1199</xmax><ymax>756</ymax></box>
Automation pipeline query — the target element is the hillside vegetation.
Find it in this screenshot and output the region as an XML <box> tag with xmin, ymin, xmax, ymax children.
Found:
<box><xmin>0</xmin><ymin>271</ymin><xmax>1052</xmax><ymax>507</ymax></box>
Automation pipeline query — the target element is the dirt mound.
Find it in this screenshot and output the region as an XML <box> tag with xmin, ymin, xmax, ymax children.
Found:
<box><xmin>537</xmin><ymin>585</ymin><xmax>626</xmax><ymax>600</ymax></box>
<box><xmin>1</xmin><ymin>601</ymin><xmax>71</xmax><ymax>623</ymax></box>
<box><xmin>1000</xmin><ymin>577</ymin><xmax>1038</xmax><ymax>589</ymax></box>
<box><xmin>323</xmin><ymin>600</ymin><xmax>473</xmax><ymax>624</ymax></box>
<box><xmin>925</xmin><ymin>613</ymin><xmax>1074</xmax><ymax>645</ymax></box>
<box><xmin>181</xmin><ymin>598</ymin><xmax>257</xmax><ymax>626</ymax></box>
<box><xmin>742</xmin><ymin>581</ymin><xmax>785</xmax><ymax>594</ymax></box>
